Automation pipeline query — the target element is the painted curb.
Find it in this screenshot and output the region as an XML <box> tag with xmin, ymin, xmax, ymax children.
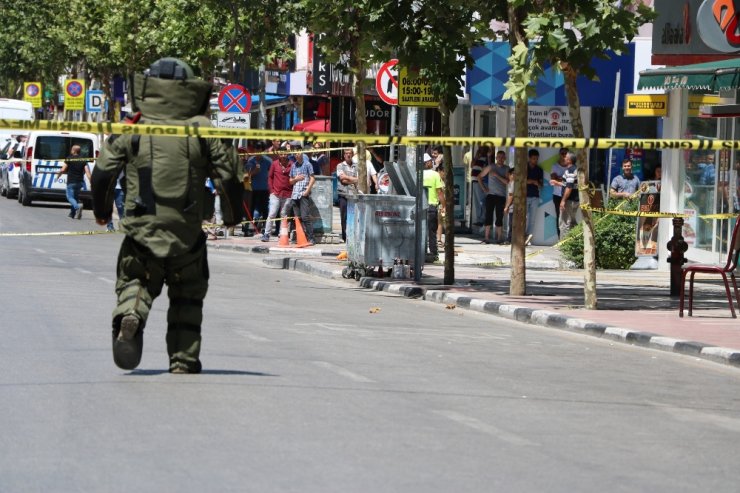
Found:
<box><xmin>252</xmin><ymin>252</ymin><xmax>740</xmax><ymax>369</ymax></box>
<box><xmin>358</xmin><ymin>277</ymin><xmax>740</xmax><ymax>369</ymax></box>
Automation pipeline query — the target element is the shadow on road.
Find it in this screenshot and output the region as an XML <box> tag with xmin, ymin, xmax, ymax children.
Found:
<box><xmin>128</xmin><ymin>369</ymin><xmax>277</xmax><ymax>377</ymax></box>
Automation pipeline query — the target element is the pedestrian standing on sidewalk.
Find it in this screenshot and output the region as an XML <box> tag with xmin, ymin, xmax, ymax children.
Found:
<box><xmin>549</xmin><ymin>148</ymin><xmax>568</xmax><ymax>238</ymax></box>
<box><xmin>610</xmin><ymin>158</ymin><xmax>641</xmax><ymax>200</ymax></box>
<box><xmin>289</xmin><ymin>152</ymin><xmax>316</xmax><ymax>245</ymax></box>
<box><xmin>559</xmin><ymin>151</ymin><xmax>580</xmax><ymax>238</ymax></box>
<box><xmin>55</xmin><ymin>144</ymin><xmax>91</xmax><ymax>219</ymax></box>
<box><xmin>477</xmin><ymin>149</ymin><xmax>509</xmax><ymax>244</ymax></box>
<box><xmin>503</xmin><ymin>168</ymin><xmax>515</xmax><ymax>244</ymax></box>
<box><xmin>261</xmin><ymin>154</ymin><xmax>294</xmax><ymax>242</ymax></box>
<box><xmin>423</xmin><ymin>153</ymin><xmax>445</xmax><ymax>262</ymax></box>
<box><xmin>471</xmin><ymin>145</ymin><xmax>489</xmax><ymax>226</ymax></box>
<box><xmin>245</xmin><ymin>140</ymin><xmax>271</xmax><ymax>230</ymax></box>
<box><xmin>336</xmin><ymin>148</ymin><xmax>359</xmax><ymax>242</ymax></box>
<box><xmin>525</xmin><ymin>149</ymin><xmax>544</xmax><ymax>245</ymax></box>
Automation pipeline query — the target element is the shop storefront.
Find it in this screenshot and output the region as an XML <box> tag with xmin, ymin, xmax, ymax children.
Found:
<box><xmin>638</xmin><ymin>0</ymin><xmax>740</xmax><ymax>267</ymax></box>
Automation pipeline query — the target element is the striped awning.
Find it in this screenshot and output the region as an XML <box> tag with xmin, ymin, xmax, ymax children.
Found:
<box><xmin>638</xmin><ymin>58</ymin><xmax>740</xmax><ymax>91</ymax></box>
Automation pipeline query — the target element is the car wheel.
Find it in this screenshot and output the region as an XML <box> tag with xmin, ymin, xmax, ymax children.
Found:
<box><xmin>20</xmin><ymin>189</ymin><xmax>31</xmax><ymax>206</ymax></box>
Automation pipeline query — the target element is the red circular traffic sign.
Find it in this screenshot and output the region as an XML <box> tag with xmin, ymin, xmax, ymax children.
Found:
<box><xmin>376</xmin><ymin>59</ymin><xmax>399</xmax><ymax>106</ymax></box>
<box><xmin>66</xmin><ymin>81</ymin><xmax>83</xmax><ymax>98</ymax></box>
<box><xmin>218</xmin><ymin>84</ymin><xmax>252</xmax><ymax>113</ymax></box>
<box><xmin>26</xmin><ymin>84</ymin><xmax>40</xmax><ymax>97</ymax></box>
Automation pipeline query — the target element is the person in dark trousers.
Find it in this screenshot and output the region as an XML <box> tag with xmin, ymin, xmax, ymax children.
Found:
<box><xmin>289</xmin><ymin>152</ymin><xmax>316</xmax><ymax>245</ymax></box>
<box><xmin>336</xmin><ymin>148</ymin><xmax>359</xmax><ymax>242</ymax></box>
<box><xmin>55</xmin><ymin>144</ymin><xmax>91</xmax><ymax>219</ymax></box>
<box><xmin>422</xmin><ymin>153</ymin><xmax>445</xmax><ymax>261</ymax></box>
<box><xmin>92</xmin><ymin>58</ymin><xmax>242</xmax><ymax>374</ymax></box>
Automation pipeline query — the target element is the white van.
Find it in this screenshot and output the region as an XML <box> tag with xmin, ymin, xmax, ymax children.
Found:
<box><xmin>18</xmin><ymin>131</ymin><xmax>99</xmax><ymax>206</ymax></box>
<box><xmin>0</xmin><ymin>99</ymin><xmax>34</xmax><ymax>198</ymax></box>
<box><xmin>0</xmin><ymin>98</ymin><xmax>34</xmax><ymax>124</ymax></box>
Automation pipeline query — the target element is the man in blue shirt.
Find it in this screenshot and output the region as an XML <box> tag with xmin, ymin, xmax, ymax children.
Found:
<box><xmin>289</xmin><ymin>153</ymin><xmax>316</xmax><ymax>245</ymax></box>
<box><xmin>244</xmin><ymin>140</ymin><xmax>272</xmax><ymax>231</ymax></box>
<box><xmin>610</xmin><ymin>158</ymin><xmax>641</xmax><ymax>200</ymax></box>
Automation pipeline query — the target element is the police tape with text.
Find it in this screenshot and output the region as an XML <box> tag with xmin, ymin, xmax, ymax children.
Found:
<box><xmin>2</xmin><ymin>119</ymin><xmax>740</xmax><ymax>150</ymax></box>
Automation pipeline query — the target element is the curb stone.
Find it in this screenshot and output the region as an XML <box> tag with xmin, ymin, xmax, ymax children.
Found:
<box><xmin>357</xmin><ymin>277</ymin><xmax>740</xmax><ymax>369</ymax></box>
<box><xmin>235</xmin><ymin>248</ymin><xmax>740</xmax><ymax>369</ymax></box>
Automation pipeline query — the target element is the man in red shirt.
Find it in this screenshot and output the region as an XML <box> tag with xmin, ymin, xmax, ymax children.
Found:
<box><xmin>261</xmin><ymin>153</ymin><xmax>294</xmax><ymax>242</ymax></box>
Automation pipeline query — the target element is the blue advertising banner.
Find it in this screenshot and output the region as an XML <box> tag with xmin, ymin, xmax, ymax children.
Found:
<box><xmin>467</xmin><ymin>41</ymin><xmax>635</xmax><ymax>108</ymax></box>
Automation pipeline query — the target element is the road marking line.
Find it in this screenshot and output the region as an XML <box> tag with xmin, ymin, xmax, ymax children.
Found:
<box><xmin>74</xmin><ymin>267</ymin><xmax>92</xmax><ymax>275</ymax></box>
<box><xmin>313</xmin><ymin>361</ymin><xmax>375</xmax><ymax>383</ymax></box>
<box><xmin>50</xmin><ymin>257</ymin><xmax>66</xmax><ymax>264</ymax></box>
<box><xmin>234</xmin><ymin>330</ymin><xmax>271</xmax><ymax>342</ymax></box>
<box><xmin>34</xmin><ymin>248</ymin><xmax>46</xmax><ymax>254</ymax></box>
<box><xmin>433</xmin><ymin>410</ymin><xmax>538</xmax><ymax>447</ymax></box>
<box><xmin>97</xmin><ymin>277</ymin><xmax>114</xmax><ymax>284</ymax></box>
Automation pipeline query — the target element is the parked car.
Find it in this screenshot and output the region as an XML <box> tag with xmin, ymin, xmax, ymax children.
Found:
<box><xmin>0</xmin><ymin>135</ymin><xmax>28</xmax><ymax>199</ymax></box>
<box><xmin>18</xmin><ymin>131</ymin><xmax>99</xmax><ymax>206</ymax></box>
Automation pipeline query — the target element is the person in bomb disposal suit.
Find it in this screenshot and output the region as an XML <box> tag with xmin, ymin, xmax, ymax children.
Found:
<box><xmin>92</xmin><ymin>58</ymin><xmax>243</xmax><ymax>374</ymax></box>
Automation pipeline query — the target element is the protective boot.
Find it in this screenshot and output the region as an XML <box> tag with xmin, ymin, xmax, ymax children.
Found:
<box><xmin>112</xmin><ymin>314</ymin><xmax>144</xmax><ymax>370</ymax></box>
<box><xmin>166</xmin><ymin>324</ymin><xmax>202</xmax><ymax>374</ymax></box>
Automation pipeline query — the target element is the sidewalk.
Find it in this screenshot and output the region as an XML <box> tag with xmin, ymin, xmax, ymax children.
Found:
<box><xmin>208</xmin><ymin>232</ymin><xmax>740</xmax><ymax>369</ymax></box>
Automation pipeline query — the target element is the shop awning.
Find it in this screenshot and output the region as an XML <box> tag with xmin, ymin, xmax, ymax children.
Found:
<box><xmin>638</xmin><ymin>58</ymin><xmax>740</xmax><ymax>91</ymax></box>
<box><xmin>292</xmin><ymin>119</ymin><xmax>330</xmax><ymax>132</ymax></box>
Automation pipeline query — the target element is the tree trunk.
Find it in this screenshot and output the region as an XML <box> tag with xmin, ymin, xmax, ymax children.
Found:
<box><xmin>440</xmin><ymin>100</ymin><xmax>455</xmax><ymax>285</ymax></box>
<box><xmin>563</xmin><ymin>64</ymin><xmax>597</xmax><ymax>309</ymax></box>
<box><xmin>508</xmin><ymin>6</ymin><xmax>529</xmax><ymax>296</ymax></box>
<box><xmin>351</xmin><ymin>41</ymin><xmax>368</xmax><ymax>194</ymax></box>
<box><xmin>510</xmin><ymin>99</ymin><xmax>528</xmax><ymax>295</ymax></box>
<box><xmin>258</xmin><ymin>65</ymin><xmax>267</xmax><ymax>130</ymax></box>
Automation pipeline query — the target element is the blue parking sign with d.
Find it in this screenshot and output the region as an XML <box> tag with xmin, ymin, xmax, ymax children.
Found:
<box><xmin>86</xmin><ymin>90</ymin><xmax>104</xmax><ymax>113</ymax></box>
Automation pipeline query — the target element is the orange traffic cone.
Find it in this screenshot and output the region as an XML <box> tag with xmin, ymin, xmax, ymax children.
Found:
<box><xmin>293</xmin><ymin>217</ymin><xmax>312</xmax><ymax>248</ymax></box>
<box><xmin>278</xmin><ymin>217</ymin><xmax>290</xmax><ymax>247</ymax></box>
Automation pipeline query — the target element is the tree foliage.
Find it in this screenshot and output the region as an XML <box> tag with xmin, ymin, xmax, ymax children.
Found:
<box><xmin>379</xmin><ymin>0</ymin><xmax>494</xmax><ymax>284</ymax></box>
<box><xmin>298</xmin><ymin>0</ymin><xmax>393</xmax><ymax>193</ymax></box>
<box><xmin>0</xmin><ymin>0</ymin><xmax>295</xmax><ymax>112</ymax></box>
<box><xmin>502</xmin><ymin>0</ymin><xmax>654</xmax><ymax>306</ymax></box>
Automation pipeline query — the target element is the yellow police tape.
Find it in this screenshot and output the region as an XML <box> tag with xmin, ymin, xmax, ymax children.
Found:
<box><xmin>2</xmin><ymin>118</ymin><xmax>740</xmax><ymax>150</ymax></box>
<box><xmin>0</xmin><ymin>230</ymin><xmax>114</xmax><ymax>237</ymax></box>
<box><xmin>580</xmin><ymin>204</ymin><xmax>737</xmax><ymax>220</ymax></box>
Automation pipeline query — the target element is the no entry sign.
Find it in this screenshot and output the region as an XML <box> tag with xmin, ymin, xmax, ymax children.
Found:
<box><xmin>376</xmin><ymin>59</ymin><xmax>399</xmax><ymax>106</ymax></box>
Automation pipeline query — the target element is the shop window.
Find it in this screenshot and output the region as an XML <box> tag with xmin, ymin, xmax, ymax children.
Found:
<box><xmin>681</xmin><ymin>94</ymin><xmax>738</xmax><ymax>259</ymax></box>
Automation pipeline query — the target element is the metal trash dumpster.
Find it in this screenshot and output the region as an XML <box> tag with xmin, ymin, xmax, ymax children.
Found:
<box><xmin>344</xmin><ymin>194</ymin><xmax>423</xmax><ymax>279</ymax></box>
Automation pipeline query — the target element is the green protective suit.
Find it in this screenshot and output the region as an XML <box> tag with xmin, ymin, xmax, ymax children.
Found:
<box><xmin>92</xmin><ymin>72</ymin><xmax>243</xmax><ymax>372</ymax></box>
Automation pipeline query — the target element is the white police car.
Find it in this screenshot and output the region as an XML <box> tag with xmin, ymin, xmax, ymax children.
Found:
<box><xmin>17</xmin><ymin>131</ymin><xmax>99</xmax><ymax>206</ymax></box>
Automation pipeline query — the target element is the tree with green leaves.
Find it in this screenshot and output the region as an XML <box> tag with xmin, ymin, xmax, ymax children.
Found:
<box><xmin>379</xmin><ymin>0</ymin><xmax>495</xmax><ymax>284</ymax></box>
<box><xmin>508</xmin><ymin>0</ymin><xmax>655</xmax><ymax>307</ymax></box>
<box><xmin>480</xmin><ymin>1</ymin><xmax>533</xmax><ymax>296</ymax></box>
<box><xmin>298</xmin><ymin>0</ymin><xmax>392</xmax><ymax>192</ymax></box>
<box><xmin>0</xmin><ymin>1</ymin><xmax>69</xmax><ymax>99</ymax></box>
<box><xmin>222</xmin><ymin>0</ymin><xmax>297</xmax><ymax>128</ymax></box>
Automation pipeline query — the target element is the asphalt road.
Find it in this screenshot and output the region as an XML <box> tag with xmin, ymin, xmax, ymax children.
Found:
<box><xmin>1</xmin><ymin>197</ymin><xmax>740</xmax><ymax>492</ymax></box>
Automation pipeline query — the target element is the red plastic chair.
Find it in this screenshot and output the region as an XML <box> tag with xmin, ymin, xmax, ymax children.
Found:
<box><xmin>679</xmin><ymin>217</ymin><xmax>740</xmax><ymax>318</ymax></box>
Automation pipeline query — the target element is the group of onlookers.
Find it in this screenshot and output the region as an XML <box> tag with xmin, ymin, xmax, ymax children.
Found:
<box><xmin>464</xmin><ymin>145</ymin><xmax>645</xmax><ymax>247</ymax></box>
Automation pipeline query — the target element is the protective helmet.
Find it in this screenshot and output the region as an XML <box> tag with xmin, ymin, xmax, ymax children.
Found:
<box><xmin>146</xmin><ymin>58</ymin><xmax>194</xmax><ymax>80</ymax></box>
